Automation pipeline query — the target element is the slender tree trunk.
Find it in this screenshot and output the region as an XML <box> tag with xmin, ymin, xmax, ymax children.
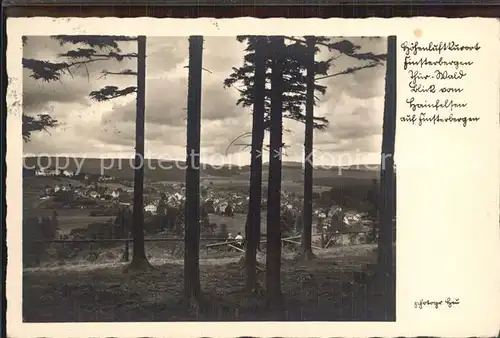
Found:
<box><xmin>377</xmin><ymin>36</ymin><xmax>397</xmax><ymax>300</ymax></box>
<box><xmin>266</xmin><ymin>36</ymin><xmax>285</xmax><ymax>312</ymax></box>
<box><xmin>245</xmin><ymin>36</ymin><xmax>266</xmax><ymax>292</ymax></box>
<box><xmin>126</xmin><ymin>35</ymin><xmax>151</xmax><ymax>271</ymax></box>
<box><xmin>301</xmin><ymin>36</ymin><xmax>316</xmax><ymax>259</ymax></box>
<box><xmin>184</xmin><ymin>35</ymin><xmax>203</xmax><ymax>300</ymax></box>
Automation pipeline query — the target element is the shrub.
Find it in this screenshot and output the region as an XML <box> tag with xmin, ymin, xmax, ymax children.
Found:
<box><xmin>23</xmin><ymin>216</ymin><xmax>58</xmax><ymax>267</ymax></box>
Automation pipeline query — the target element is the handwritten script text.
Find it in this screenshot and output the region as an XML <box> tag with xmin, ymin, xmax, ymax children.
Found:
<box><xmin>414</xmin><ymin>297</ymin><xmax>460</xmax><ymax>309</ymax></box>
<box><xmin>400</xmin><ymin>41</ymin><xmax>480</xmax><ymax>127</ymax></box>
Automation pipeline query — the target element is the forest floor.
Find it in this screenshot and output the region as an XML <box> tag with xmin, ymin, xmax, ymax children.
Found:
<box><xmin>23</xmin><ymin>244</ymin><xmax>395</xmax><ymax>322</ymax></box>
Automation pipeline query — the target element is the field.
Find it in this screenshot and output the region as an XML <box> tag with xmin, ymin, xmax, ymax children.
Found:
<box><xmin>205</xmin><ymin>179</ymin><xmax>337</xmax><ymax>195</ymax></box>
<box><xmin>57</xmin><ymin>213</ymin><xmax>115</xmax><ymax>234</ymax></box>
<box><xmin>209</xmin><ymin>213</ymin><xmax>261</xmax><ymax>234</ymax></box>
<box><xmin>23</xmin><ymin>244</ymin><xmax>395</xmax><ymax>322</ymax></box>
<box><xmin>31</xmin><ymin>208</ymin><xmax>252</xmax><ymax>237</ymax></box>
<box><xmin>94</xmin><ymin>182</ymin><xmax>130</xmax><ymax>190</ymax></box>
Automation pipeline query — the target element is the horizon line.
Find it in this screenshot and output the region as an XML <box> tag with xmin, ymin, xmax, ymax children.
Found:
<box><xmin>22</xmin><ymin>154</ymin><xmax>382</xmax><ymax>168</ymax></box>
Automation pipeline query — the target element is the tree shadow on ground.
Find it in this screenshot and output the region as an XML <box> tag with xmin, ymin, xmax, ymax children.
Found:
<box><xmin>23</xmin><ymin>249</ymin><xmax>395</xmax><ymax>322</ymax></box>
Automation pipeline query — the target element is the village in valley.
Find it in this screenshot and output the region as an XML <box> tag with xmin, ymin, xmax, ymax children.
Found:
<box><xmin>23</xmin><ymin>157</ymin><xmax>380</xmax><ymax>268</ymax></box>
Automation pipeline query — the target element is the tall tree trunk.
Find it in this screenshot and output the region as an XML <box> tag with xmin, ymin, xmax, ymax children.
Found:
<box><xmin>126</xmin><ymin>35</ymin><xmax>151</xmax><ymax>271</ymax></box>
<box><xmin>266</xmin><ymin>36</ymin><xmax>285</xmax><ymax>312</ymax></box>
<box><xmin>184</xmin><ymin>35</ymin><xmax>203</xmax><ymax>300</ymax></box>
<box><xmin>301</xmin><ymin>36</ymin><xmax>316</xmax><ymax>259</ymax></box>
<box><xmin>377</xmin><ymin>35</ymin><xmax>397</xmax><ymax>295</ymax></box>
<box><xmin>245</xmin><ymin>36</ymin><xmax>266</xmax><ymax>292</ymax></box>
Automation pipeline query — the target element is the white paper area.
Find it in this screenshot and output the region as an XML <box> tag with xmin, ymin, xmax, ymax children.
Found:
<box><xmin>6</xmin><ymin>17</ymin><xmax>500</xmax><ymax>338</ymax></box>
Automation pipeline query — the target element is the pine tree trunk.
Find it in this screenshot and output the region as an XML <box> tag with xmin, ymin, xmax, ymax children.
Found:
<box><xmin>184</xmin><ymin>35</ymin><xmax>203</xmax><ymax>300</ymax></box>
<box><xmin>245</xmin><ymin>37</ymin><xmax>266</xmax><ymax>292</ymax></box>
<box><xmin>377</xmin><ymin>35</ymin><xmax>397</xmax><ymax>296</ymax></box>
<box><xmin>266</xmin><ymin>36</ymin><xmax>285</xmax><ymax>311</ymax></box>
<box><xmin>126</xmin><ymin>35</ymin><xmax>151</xmax><ymax>272</ymax></box>
<box><xmin>301</xmin><ymin>36</ymin><xmax>315</xmax><ymax>259</ymax></box>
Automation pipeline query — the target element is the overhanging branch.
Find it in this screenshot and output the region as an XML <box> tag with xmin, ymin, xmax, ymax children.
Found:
<box><xmin>284</xmin><ymin>36</ymin><xmax>387</xmax><ymax>63</ymax></box>
<box><xmin>89</xmin><ymin>86</ymin><xmax>137</xmax><ymax>102</ymax></box>
<box><xmin>315</xmin><ymin>61</ymin><xmax>381</xmax><ymax>81</ymax></box>
<box><xmin>183</xmin><ymin>65</ymin><xmax>213</xmax><ymax>74</ymax></box>
<box><xmin>98</xmin><ymin>69</ymin><xmax>138</xmax><ymax>79</ymax></box>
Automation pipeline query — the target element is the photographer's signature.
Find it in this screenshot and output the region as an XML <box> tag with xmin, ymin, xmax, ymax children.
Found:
<box><xmin>414</xmin><ymin>297</ymin><xmax>460</xmax><ymax>309</ymax></box>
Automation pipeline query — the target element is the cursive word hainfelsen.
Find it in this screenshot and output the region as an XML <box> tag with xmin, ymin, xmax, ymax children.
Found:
<box><xmin>400</xmin><ymin>40</ymin><xmax>480</xmax><ymax>128</ymax></box>
<box><xmin>414</xmin><ymin>298</ymin><xmax>461</xmax><ymax>309</ymax></box>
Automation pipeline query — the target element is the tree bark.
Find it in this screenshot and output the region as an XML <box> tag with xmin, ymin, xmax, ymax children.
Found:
<box><xmin>126</xmin><ymin>35</ymin><xmax>151</xmax><ymax>272</ymax></box>
<box><xmin>266</xmin><ymin>36</ymin><xmax>285</xmax><ymax>312</ymax></box>
<box><xmin>301</xmin><ymin>36</ymin><xmax>316</xmax><ymax>260</ymax></box>
<box><xmin>245</xmin><ymin>36</ymin><xmax>266</xmax><ymax>292</ymax></box>
<box><xmin>184</xmin><ymin>35</ymin><xmax>203</xmax><ymax>300</ymax></box>
<box><xmin>377</xmin><ymin>35</ymin><xmax>397</xmax><ymax>297</ymax></box>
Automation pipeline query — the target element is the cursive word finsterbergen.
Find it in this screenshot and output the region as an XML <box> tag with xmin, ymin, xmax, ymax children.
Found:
<box><xmin>414</xmin><ymin>298</ymin><xmax>460</xmax><ymax>309</ymax></box>
<box><xmin>401</xmin><ymin>113</ymin><xmax>479</xmax><ymax>127</ymax></box>
<box><xmin>403</xmin><ymin>56</ymin><xmax>474</xmax><ymax>71</ymax></box>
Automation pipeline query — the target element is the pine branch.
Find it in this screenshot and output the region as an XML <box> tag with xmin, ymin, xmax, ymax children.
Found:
<box><xmin>23</xmin><ymin>57</ymin><xmax>116</xmax><ymax>82</ymax></box>
<box><xmin>225</xmin><ymin>132</ymin><xmax>252</xmax><ymax>156</ymax></box>
<box><xmin>22</xmin><ymin>114</ymin><xmax>59</xmax><ymax>143</ymax></box>
<box><xmin>227</xmin><ymin>142</ymin><xmax>291</xmax><ymax>157</ymax></box>
<box><xmin>22</xmin><ymin>35</ymin><xmax>140</xmax><ymax>143</ymax></box>
<box><xmin>53</xmin><ymin>35</ymin><xmax>137</xmax><ymax>51</ymax></box>
<box><xmin>285</xmin><ymin>36</ymin><xmax>387</xmax><ymax>62</ymax></box>
<box><xmin>98</xmin><ymin>69</ymin><xmax>138</xmax><ymax>79</ymax></box>
<box><xmin>225</xmin><ymin>125</ymin><xmax>295</xmax><ymax>156</ymax></box>
<box><xmin>89</xmin><ymin>86</ymin><xmax>137</xmax><ymax>102</ymax></box>
<box><xmin>224</xmin><ymin>36</ymin><xmax>332</xmax><ymax>130</ymax></box>
<box><xmin>58</xmin><ymin>49</ymin><xmax>138</xmax><ymax>61</ymax></box>
<box><xmin>23</xmin><ymin>38</ymin><xmax>138</xmax><ymax>82</ymax></box>
<box><xmin>315</xmin><ymin>61</ymin><xmax>381</xmax><ymax>81</ymax></box>
<box><xmin>183</xmin><ymin>65</ymin><xmax>213</xmax><ymax>74</ymax></box>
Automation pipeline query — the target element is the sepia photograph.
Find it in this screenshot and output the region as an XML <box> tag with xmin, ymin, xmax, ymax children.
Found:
<box><xmin>21</xmin><ymin>34</ymin><xmax>396</xmax><ymax>322</ymax></box>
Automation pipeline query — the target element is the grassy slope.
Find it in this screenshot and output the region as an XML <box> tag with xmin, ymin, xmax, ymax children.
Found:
<box><xmin>23</xmin><ymin>245</ymin><xmax>395</xmax><ymax>322</ymax></box>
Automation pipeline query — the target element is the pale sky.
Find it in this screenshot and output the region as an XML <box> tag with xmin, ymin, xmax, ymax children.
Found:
<box><xmin>23</xmin><ymin>36</ymin><xmax>387</xmax><ymax>166</ymax></box>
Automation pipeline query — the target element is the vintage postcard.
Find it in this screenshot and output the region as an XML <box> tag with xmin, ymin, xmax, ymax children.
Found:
<box><xmin>5</xmin><ymin>17</ymin><xmax>500</xmax><ymax>337</ymax></box>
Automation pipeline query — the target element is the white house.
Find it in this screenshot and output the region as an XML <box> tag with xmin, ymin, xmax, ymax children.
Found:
<box><xmin>144</xmin><ymin>203</ymin><xmax>157</xmax><ymax>214</ymax></box>
<box><xmin>35</xmin><ymin>168</ymin><xmax>61</xmax><ymax>176</ymax></box>
<box><xmin>62</xmin><ymin>170</ymin><xmax>74</xmax><ymax>177</ymax></box>
<box><xmin>111</xmin><ymin>190</ymin><xmax>120</xmax><ymax>199</ymax></box>
<box><xmin>89</xmin><ymin>191</ymin><xmax>100</xmax><ymax>199</ymax></box>
<box><xmin>173</xmin><ymin>192</ymin><xmax>185</xmax><ymax>201</ymax></box>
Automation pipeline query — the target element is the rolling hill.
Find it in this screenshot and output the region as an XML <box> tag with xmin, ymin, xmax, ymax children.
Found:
<box><xmin>23</xmin><ymin>156</ymin><xmax>380</xmax><ymax>185</ymax></box>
